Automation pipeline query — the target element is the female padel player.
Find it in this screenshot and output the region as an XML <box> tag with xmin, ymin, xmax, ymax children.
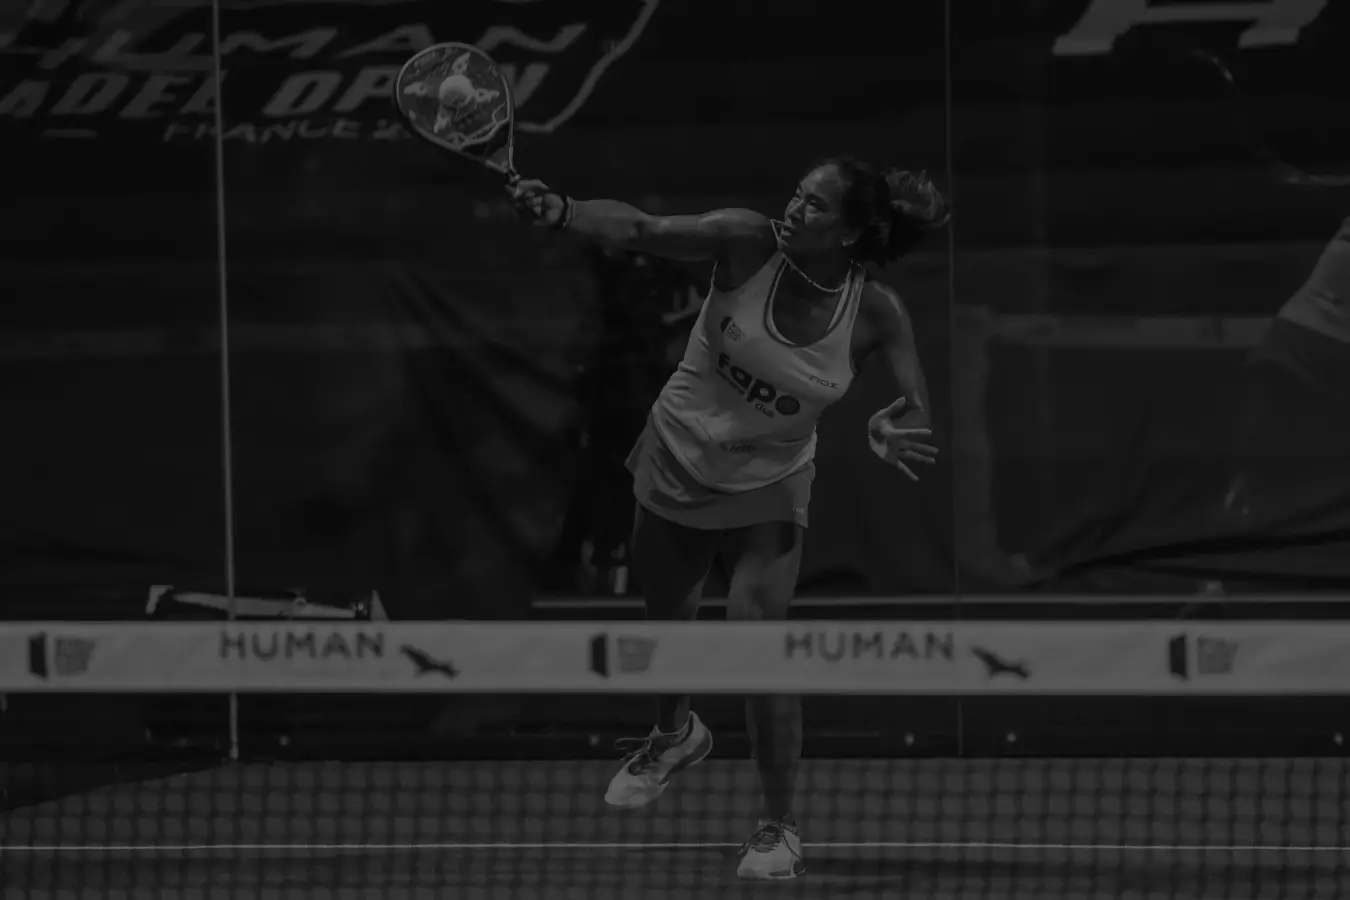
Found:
<box><xmin>510</xmin><ymin>157</ymin><xmax>947</xmax><ymax>880</ymax></box>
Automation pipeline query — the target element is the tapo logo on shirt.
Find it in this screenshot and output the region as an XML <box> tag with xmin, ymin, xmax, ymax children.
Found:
<box><xmin>716</xmin><ymin>353</ymin><xmax>801</xmax><ymax>417</ymax></box>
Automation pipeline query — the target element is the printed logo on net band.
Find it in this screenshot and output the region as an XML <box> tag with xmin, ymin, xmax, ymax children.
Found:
<box><xmin>1169</xmin><ymin>634</ymin><xmax>1238</xmax><ymax>680</ymax></box>
<box><xmin>783</xmin><ymin>629</ymin><xmax>956</xmax><ymax>664</ymax></box>
<box><xmin>590</xmin><ymin>634</ymin><xmax>657</xmax><ymax>677</ymax></box>
<box><xmin>27</xmin><ymin>633</ymin><xmax>96</xmax><ymax>680</ymax></box>
<box><xmin>218</xmin><ymin>627</ymin><xmax>386</xmax><ymax>662</ymax></box>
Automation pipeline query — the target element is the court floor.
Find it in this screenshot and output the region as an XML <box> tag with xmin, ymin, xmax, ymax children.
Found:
<box><xmin>4</xmin><ymin>758</ymin><xmax>1348</xmax><ymax>898</ymax></box>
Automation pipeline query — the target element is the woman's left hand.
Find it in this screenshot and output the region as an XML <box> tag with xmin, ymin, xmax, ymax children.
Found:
<box><xmin>867</xmin><ymin>396</ymin><xmax>939</xmax><ymax>481</ymax></box>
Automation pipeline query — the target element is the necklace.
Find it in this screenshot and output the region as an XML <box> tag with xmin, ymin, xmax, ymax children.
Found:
<box><xmin>770</xmin><ymin>220</ymin><xmax>854</xmax><ymax>293</ymax></box>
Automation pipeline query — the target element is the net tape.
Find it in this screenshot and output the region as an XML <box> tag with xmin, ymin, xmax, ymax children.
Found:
<box><xmin>4</xmin><ymin>620</ymin><xmax>1350</xmax><ymax>694</ymax></box>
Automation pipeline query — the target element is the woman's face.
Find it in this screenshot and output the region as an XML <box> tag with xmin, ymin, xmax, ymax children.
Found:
<box><xmin>778</xmin><ymin>164</ymin><xmax>859</xmax><ymax>256</ymax></box>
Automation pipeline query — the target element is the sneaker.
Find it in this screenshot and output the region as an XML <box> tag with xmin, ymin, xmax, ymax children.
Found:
<box><xmin>736</xmin><ymin>818</ymin><xmax>805</xmax><ymax>880</ymax></box>
<box><xmin>603</xmin><ymin>712</ymin><xmax>713</xmax><ymax>809</ymax></box>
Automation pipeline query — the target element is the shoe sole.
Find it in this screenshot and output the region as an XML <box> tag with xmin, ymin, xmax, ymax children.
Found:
<box><xmin>735</xmin><ymin>832</ymin><xmax>804</xmax><ymax>880</ymax></box>
<box><xmin>736</xmin><ymin>857</ymin><xmax>805</xmax><ymax>880</ymax></box>
<box><xmin>605</xmin><ymin>724</ymin><xmax>714</xmax><ymax>809</ymax></box>
<box><xmin>659</xmin><ymin>723</ymin><xmax>714</xmax><ymax>783</ymax></box>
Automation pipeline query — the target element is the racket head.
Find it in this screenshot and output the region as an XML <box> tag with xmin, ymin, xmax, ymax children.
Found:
<box><xmin>395</xmin><ymin>43</ymin><xmax>518</xmax><ymax>184</ymax></box>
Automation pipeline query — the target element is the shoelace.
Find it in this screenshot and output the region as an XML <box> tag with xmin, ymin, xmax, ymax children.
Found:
<box><xmin>614</xmin><ymin>736</ymin><xmax>659</xmax><ymax>774</ymax></box>
<box><xmin>745</xmin><ymin>820</ymin><xmax>794</xmax><ymax>854</ymax></box>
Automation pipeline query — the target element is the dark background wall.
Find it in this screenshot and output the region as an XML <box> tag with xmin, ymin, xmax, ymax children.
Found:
<box><xmin>2</xmin><ymin>0</ymin><xmax>1348</xmax><ymax>617</ymax></box>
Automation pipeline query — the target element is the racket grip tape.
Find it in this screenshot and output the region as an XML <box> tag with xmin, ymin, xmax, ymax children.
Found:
<box><xmin>507</xmin><ymin>179</ymin><xmax>573</xmax><ymax>229</ymax></box>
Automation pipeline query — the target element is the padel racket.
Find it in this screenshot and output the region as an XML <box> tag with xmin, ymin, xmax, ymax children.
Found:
<box><xmin>394</xmin><ymin>43</ymin><xmax>520</xmax><ymax>185</ymax></box>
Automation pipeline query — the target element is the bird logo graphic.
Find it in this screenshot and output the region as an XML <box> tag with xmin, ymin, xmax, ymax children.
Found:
<box><xmin>401</xmin><ymin>645</ymin><xmax>460</xmax><ymax>680</ymax></box>
<box><xmin>971</xmin><ymin>646</ymin><xmax>1030</xmax><ymax>680</ymax></box>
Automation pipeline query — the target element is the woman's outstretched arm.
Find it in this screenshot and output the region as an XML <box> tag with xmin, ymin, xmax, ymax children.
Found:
<box><xmin>510</xmin><ymin>181</ymin><xmax>774</xmax><ymax>262</ymax></box>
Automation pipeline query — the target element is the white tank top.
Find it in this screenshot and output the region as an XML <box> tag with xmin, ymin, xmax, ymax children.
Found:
<box><xmin>651</xmin><ymin>252</ymin><xmax>864</xmax><ymax>492</ymax></box>
<box><xmin>1278</xmin><ymin>218</ymin><xmax>1350</xmax><ymax>345</ymax></box>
